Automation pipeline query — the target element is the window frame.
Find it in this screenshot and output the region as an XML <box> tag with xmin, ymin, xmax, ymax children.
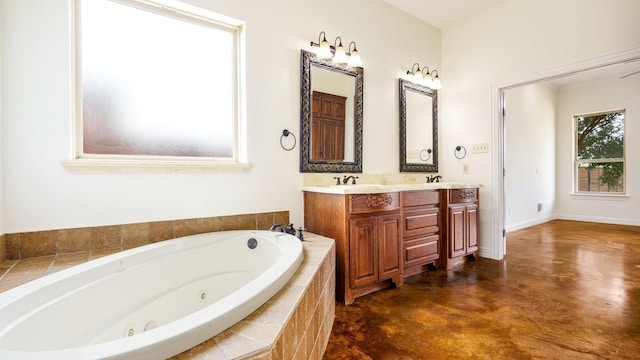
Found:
<box><xmin>66</xmin><ymin>0</ymin><xmax>250</xmax><ymax>173</ymax></box>
<box><xmin>573</xmin><ymin>109</ymin><xmax>626</xmax><ymax>196</ymax></box>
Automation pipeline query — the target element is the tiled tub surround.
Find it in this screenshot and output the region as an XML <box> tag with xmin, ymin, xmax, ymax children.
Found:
<box><xmin>0</xmin><ymin>232</ymin><xmax>336</xmax><ymax>360</ymax></box>
<box><xmin>4</xmin><ymin>211</ymin><xmax>289</xmax><ymax>260</ymax></box>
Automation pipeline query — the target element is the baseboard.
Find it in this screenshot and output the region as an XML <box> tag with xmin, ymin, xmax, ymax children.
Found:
<box><xmin>554</xmin><ymin>213</ymin><xmax>640</xmax><ymax>227</ymax></box>
<box><xmin>506</xmin><ymin>216</ymin><xmax>555</xmax><ymax>233</ymax></box>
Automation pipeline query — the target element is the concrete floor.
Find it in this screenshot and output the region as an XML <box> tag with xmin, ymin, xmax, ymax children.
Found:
<box><xmin>323</xmin><ymin>220</ymin><xmax>640</xmax><ymax>359</ymax></box>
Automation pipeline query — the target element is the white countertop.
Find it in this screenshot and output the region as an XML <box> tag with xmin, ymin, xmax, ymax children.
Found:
<box><xmin>301</xmin><ymin>182</ymin><xmax>480</xmax><ymax>195</ymax></box>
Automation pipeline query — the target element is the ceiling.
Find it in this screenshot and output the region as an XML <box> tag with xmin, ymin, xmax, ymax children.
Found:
<box><xmin>383</xmin><ymin>0</ymin><xmax>640</xmax><ymax>88</ymax></box>
<box><xmin>545</xmin><ymin>60</ymin><xmax>640</xmax><ymax>89</ymax></box>
<box><xmin>383</xmin><ymin>0</ymin><xmax>507</xmax><ymax>29</ymax></box>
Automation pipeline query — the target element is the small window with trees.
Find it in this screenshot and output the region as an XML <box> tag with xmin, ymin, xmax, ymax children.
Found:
<box><xmin>574</xmin><ymin>110</ymin><xmax>625</xmax><ymax>194</ymax></box>
<box><xmin>73</xmin><ymin>0</ymin><xmax>246</xmax><ymax>168</ymax></box>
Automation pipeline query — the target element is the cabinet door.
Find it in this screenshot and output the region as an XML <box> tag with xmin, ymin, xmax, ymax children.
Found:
<box><xmin>448</xmin><ymin>205</ymin><xmax>466</xmax><ymax>258</ymax></box>
<box><xmin>322</xmin><ymin>120</ymin><xmax>345</xmax><ymax>161</ymax></box>
<box><xmin>466</xmin><ymin>204</ymin><xmax>479</xmax><ymax>252</ymax></box>
<box><xmin>378</xmin><ymin>213</ymin><xmax>402</xmax><ymax>281</ymax></box>
<box><xmin>349</xmin><ymin>216</ymin><xmax>378</xmax><ymax>288</ymax></box>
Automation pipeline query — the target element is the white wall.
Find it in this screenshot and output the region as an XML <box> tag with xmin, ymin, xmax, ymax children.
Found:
<box><xmin>504</xmin><ymin>83</ymin><xmax>556</xmax><ymax>231</ymax></box>
<box><xmin>441</xmin><ymin>0</ymin><xmax>640</xmax><ymax>258</ymax></box>
<box><xmin>0</xmin><ymin>0</ymin><xmax>440</xmax><ymax>233</ymax></box>
<box><xmin>555</xmin><ymin>76</ymin><xmax>640</xmax><ymax>225</ymax></box>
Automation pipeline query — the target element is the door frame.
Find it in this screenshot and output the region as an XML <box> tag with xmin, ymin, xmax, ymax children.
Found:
<box><xmin>490</xmin><ymin>47</ymin><xmax>640</xmax><ymax>259</ymax></box>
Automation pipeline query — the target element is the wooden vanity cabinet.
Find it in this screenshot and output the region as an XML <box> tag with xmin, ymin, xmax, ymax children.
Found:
<box><xmin>442</xmin><ymin>188</ymin><xmax>479</xmax><ymax>270</ymax></box>
<box><xmin>303</xmin><ymin>191</ymin><xmax>403</xmax><ymax>304</ymax></box>
<box><xmin>401</xmin><ymin>190</ymin><xmax>442</xmax><ymax>277</ymax></box>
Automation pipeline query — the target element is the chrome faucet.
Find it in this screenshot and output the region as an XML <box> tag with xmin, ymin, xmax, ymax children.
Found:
<box><xmin>269</xmin><ymin>223</ymin><xmax>306</xmax><ymax>241</ymax></box>
<box><xmin>269</xmin><ymin>224</ymin><xmax>288</xmax><ymax>233</ymax></box>
<box><xmin>343</xmin><ymin>175</ymin><xmax>359</xmax><ymax>185</ymax></box>
<box><xmin>426</xmin><ymin>175</ymin><xmax>442</xmax><ymax>183</ymax></box>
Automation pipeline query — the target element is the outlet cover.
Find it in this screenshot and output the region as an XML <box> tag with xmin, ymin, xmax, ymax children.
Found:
<box><xmin>472</xmin><ymin>143</ymin><xmax>489</xmax><ymax>153</ymax></box>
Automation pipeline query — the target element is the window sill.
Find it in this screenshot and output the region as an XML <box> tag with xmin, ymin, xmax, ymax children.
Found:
<box><xmin>63</xmin><ymin>158</ymin><xmax>253</xmax><ymax>174</ymax></box>
<box><xmin>570</xmin><ymin>193</ymin><xmax>628</xmax><ymax>201</ymax></box>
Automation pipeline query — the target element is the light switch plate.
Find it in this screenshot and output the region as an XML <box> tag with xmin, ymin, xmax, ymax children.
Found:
<box><xmin>472</xmin><ymin>143</ymin><xmax>489</xmax><ymax>153</ymax></box>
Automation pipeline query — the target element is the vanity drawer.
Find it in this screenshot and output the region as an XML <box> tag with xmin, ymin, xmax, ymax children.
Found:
<box><xmin>404</xmin><ymin>235</ymin><xmax>440</xmax><ymax>267</ymax></box>
<box><xmin>402</xmin><ymin>190</ymin><xmax>440</xmax><ymax>207</ymax></box>
<box><xmin>349</xmin><ymin>193</ymin><xmax>400</xmax><ymax>214</ymax></box>
<box><xmin>449</xmin><ymin>188</ymin><xmax>478</xmax><ymax>204</ymax></box>
<box><xmin>403</xmin><ymin>208</ymin><xmax>439</xmax><ymax>238</ymax></box>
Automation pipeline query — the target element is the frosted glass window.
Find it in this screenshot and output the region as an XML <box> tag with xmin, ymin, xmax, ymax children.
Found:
<box><xmin>78</xmin><ymin>0</ymin><xmax>239</xmax><ymax>158</ymax></box>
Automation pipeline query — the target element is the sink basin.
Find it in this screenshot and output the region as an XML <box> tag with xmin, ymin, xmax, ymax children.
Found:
<box><xmin>330</xmin><ymin>183</ymin><xmax>387</xmax><ymax>190</ymax></box>
<box><xmin>302</xmin><ymin>181</ymin><xmax>478</xmax><ymax>195</ymax></box>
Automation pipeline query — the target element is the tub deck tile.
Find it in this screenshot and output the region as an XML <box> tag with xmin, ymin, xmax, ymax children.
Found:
<box><xmin>49</xmin><ymin>252</ymin><xmax>91</xmax><ymax>274</ymax></box>
<box><xmin>214</xmin><ymin>329</ymin><xmax>270</xmax><ymax>359</ymax></box>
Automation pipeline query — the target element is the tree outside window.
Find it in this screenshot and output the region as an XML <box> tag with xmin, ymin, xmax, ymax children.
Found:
<box><xmin>575</xmin><ymin>111</ymin><xmax>625</xmax><ymax>194</ymax></box>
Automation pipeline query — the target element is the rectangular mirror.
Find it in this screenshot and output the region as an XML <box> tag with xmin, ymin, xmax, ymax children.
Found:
<box><xmin>300</xmin><ymin>50</ymin><xmax>363</xmax><ymax>173</ymax></box>
<box><xmin>399</xmin><ymin>78</ymin><xmax>438</xmax><ymax>172</ymax></box>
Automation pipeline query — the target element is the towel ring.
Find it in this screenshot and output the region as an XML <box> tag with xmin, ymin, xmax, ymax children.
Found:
<box><xmin>454</xmin><ymin>145</ymin><xmax>467</xmax><ymax>159</ymax></box>
<box><xmin>419</xmin><ymin>149</ymin><xmax>432</xmax><ymax>162</ymax></box>
<box><xmin>280</xmin><ymin>129</ymin><xmax>296</xmax><ymax>151</ymax></box>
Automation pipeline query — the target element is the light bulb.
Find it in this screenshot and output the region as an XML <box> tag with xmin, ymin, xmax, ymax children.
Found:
<box><xmin>431</xmin><ymin>76</ymin><xmax>442</xmax><ymax>90</ymax></box>
<box><xmin>333</xmin><ymin>44</ymin><xmax>348</xmax><ymax>64</ymax></box>
<box><xmin>317</xmin><ymin>38</ymin><xmax>332</xmax><ymax>59</ymax></box>
<box><xmin>348</xmin><ymin>49</ymin><xmax>362</xmax><ymax>67</ymax></box>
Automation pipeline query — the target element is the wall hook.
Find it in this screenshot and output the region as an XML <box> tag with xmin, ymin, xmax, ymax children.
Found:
<box><xmin>280</xmin><ymin>129</ymin><xmax>296</xmax><ymax>151</ymax></box>
<box><xmin>454</xmin><ymin>145</ymin><xmax>467</xmax><ymax>159</ymax></box>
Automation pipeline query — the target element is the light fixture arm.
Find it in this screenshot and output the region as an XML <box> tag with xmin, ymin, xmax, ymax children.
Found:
<box><xmin>347</xmin><ymin>41</ymin><xmax>358</xmax><ymax>56</ymax></box>
<box><xmin>334</xmin><ymin>36</ymin><xmax>343</xmax><ymax>48</ymax></box>
<box><xmin>310</xmin><ymin>31</ymin><xmax>328</xmax><ymax>47</ymax></box>
<box><xmin>406</xmin><ymin>62</ymin><xmax>420</xmax><ymax>75</ymax></box>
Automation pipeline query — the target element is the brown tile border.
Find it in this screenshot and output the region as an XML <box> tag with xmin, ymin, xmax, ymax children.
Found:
<box><xmin>3</xmin><ymin>211</ymin><xmax>289</xmax><ymax>260</ymax></box>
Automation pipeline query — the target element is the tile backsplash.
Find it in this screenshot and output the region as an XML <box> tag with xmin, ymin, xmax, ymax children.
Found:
<box><xmin>4</xmin><ymin>211</ymin><xmax>289</xmax><ymax>260</ymax></box>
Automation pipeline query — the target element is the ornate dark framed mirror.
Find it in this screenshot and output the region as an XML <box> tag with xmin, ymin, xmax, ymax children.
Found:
<box><xmin>399</xmin><ymin>78</ymin><xmax>438</xmax><ymax>172</ymax></box>
<box><xmin>300</xmin><ymin>50</ymin><xmax>363</xmax><ymax>173</ymax></box>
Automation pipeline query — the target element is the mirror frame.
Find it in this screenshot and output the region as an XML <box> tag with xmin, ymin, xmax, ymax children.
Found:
<box><xmin>300</xmin><ymin>50</ymin><xmax>363</xmax><ymax>173</ymax></box>
<box><xmin>399</xmin><ymin>78</ymin><xmax>438</xmax><ymax>173</ymax></box>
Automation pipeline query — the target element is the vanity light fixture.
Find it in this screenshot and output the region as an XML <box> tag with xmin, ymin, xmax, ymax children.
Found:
<box><xmin>406</xmin><ymin>63</ymin><xmax>443</xmax><ymax>89</ymax></box>
<box><xmin>310</xmin><ymin>31</ymin><xmax>363</xmax><ymax>66</ymax></box>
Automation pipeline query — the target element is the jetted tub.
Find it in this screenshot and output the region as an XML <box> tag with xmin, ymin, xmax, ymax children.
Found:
<box><xmin>0</xmin><ymin>230</ymin><xmax>303</xmax><ymax>359</ymax></box>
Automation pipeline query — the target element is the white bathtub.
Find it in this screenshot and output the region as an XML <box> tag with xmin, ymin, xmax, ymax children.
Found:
<box><xmin>0</xmin><ymin>230</ymin><xmax>303</xmax><ymax>359</ymax></box>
